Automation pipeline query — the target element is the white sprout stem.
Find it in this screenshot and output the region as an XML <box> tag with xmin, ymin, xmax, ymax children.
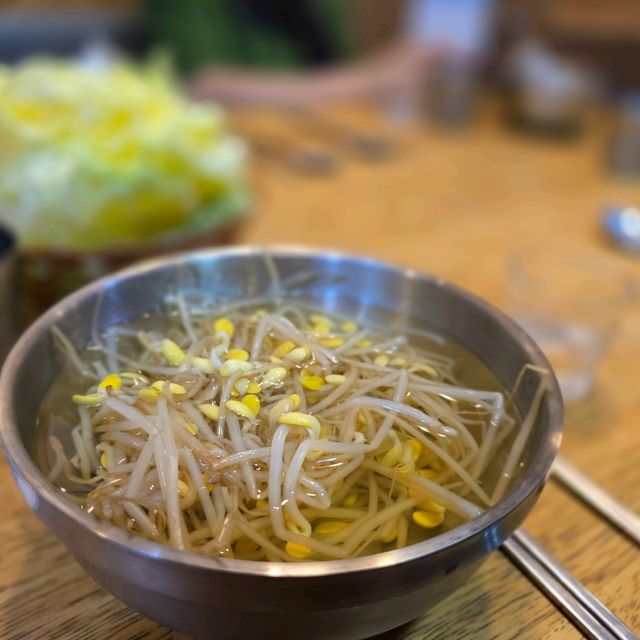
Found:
<box><xmin>392</xmin><ymin>415</ymin><xmax>493</xmax><ymax>506</ymax></box>
<box><xmin>79</xmin><ymin>407</ymin><xmax>98</xmax><ymax>469</ymax></box>
<box><xmin>107</xmin><ymin>462</ymin><xmax>138</xmax><ymax>474</ymax></box>
<box><xmin>71</xmin><ymin>426</ymin><xmax>92</xmax><ymax>479</ymax></box>
<box><xmin>180</xmin><ymin>402</ymin><xmax>220</xmax><ymax>444</ymax></box>
<box><xmin>267</xmin><ymin>425</ymin><xmax>290</xmax><ymax>537</ymax></box>
<box><xmin>319</xmin><ymin>453</ymin><xmax>366</xmax><ymax>492</ymax></box>
<box><xmin>264</xmin><ymin>252</ymin><xmax>284</xmax><ymax>303</ymax></box>
<box><xmin>226</xmin><ymin>414</ymin><xmax>259</xmax><ymax>500</ymax></box>
<box><xmin>211</xmin><ymin>488</ymin><xmax>227</xmax><ymax>533</ymax></box>
<box><xmin>323</xmin><ymin>396</ymin><xmax>455</xmax><ymax>440</ymax></box>
<box><xmin>337</xmin><ymin>406</ymin><xmax>359</xmax><ymax>444</ymax></box>
<box><xmin>214</xmin><ymin>446</ymin><xmax>272</xmax><ymax>470</ymax></box>
<box><xmin>283</xmin><ymin>439</ymin><xmax>371</xmax><ymax>536</ymax></box>
<box><xmin>298</xmin><ymin>475</ymin><xmax>331</xmax><ymax>509</ymax></box>
<box><xmin>368</xmin><ymin>471</ymin><xmax>379</xmax><ymax>516</ymax></box>
<box><xmin>49</xmin><ymin>436</ymin><xmax>102</xmax><ymax>485</ymax></box>
<box><xmin>410</xmin><ymin>390</ymin><xmax>478</xmax><ymax>455</ymax></box>
<box><xmin>325</xmin><ymin>497</ymin><xmax>417</xmax><ymax>554</ymax></box>
<box><xmin>330</xmin><ymin>467</ymin><xmax>367</xmax><ymax>506</ymax></box>
<box><xmin>180</xmin><ymin>448</ymin><xmax>220</xmax><ymax>538</ymax></box>
<box><xmin>95</xmin><ymin>419</ymin><xmax>146</xmax><ymax>434</ymax></box>
<box><xmin>352</xmin><ymin>370</ymin><xmax>402</xmax><ymax>398</ymax></box>
<box><xmin>396</xmin><ymin>513</ymin><xmax>409</xmax><ymax>549</ymax></box>
<box><xmin>250</xmin><ymin>314</ymin><xmax>271</xmax><ymax>361</ymax></box>
<box><xmin>414</xmin><ymin>383</ymin><xmax>504</xmax><ymax>417</ymax></box>
<box><xmin>122</xmin><ymin>502</ymin><xmax>158</xmax><ymax>538</ymax></box>
<box><xmin>215</xmin><ymin>515</ymin><xmax>238</xmax><ymax>550</ymax></box>
<box><xmin>102</xmin><ymin>348</ymin><xmax>180</xmax><ymax>375</ymax></box>
<box><xmin>104</xmin><ymin>397</ymin><xmax>158</xmax><ymax>435</ymax></box>
<box><xmin>469</xmin><ymin>392</ymin><xmax>505</xmax><ymax>480</ymax></box>
<box><xmin>176</xmin><ymin>292</ymin><xmax>197</xmax><ymax>344</ymax></box>
<box><xmin>193</xmin><ymin>378</ymin><xmax>220</xmax><ymax>404</ymax></box>
<box><xmin>307</xmin><ymin>368</ymin><xmax>360</xmax><ymax>414</ymax></box>
<box><xmin>233</xmin><ymin>514</ymin><xmax>290</xmax><ymax>562</ymax></box>
<box><xmin>364</xmin><ymin>459</ymin><xmax>482</xmax><ymax>519</ymax></box>
<box><xmin>216</xmin><ymin>369</ymin><xmax>248</xmax><ymax>437</ymax></box>
<box><xmin>294</xmin><ymin>487</ymin><xmax>327</xmax><ymax>510</ymax></box>
<box><xmin>283</xmin><ymin>438</ymin><xmax>317</xmax><ymax>535</ymax></box>
<box><xmin>267</xmin><ymin>315</ymin><xmax>337</xmax><ymax>366</ymax></box>
<box><xmin>124</xmin><ymin>438</ymin><xmax>156</xmax><ymax>497</ymax></box>
<box><xmin>105</xmin><ymin>329</ymin><xmax>119</xmax><ymax>377</ymax></box>
<box><xmin>46</xmin><ymin>436</ymin><xmax>66</xmax><ymax>482</ymax></box>
<box><xmin>361</xmin><ymin>368</ymin><xmax>407</xmax><ymax>453</ymax></box>
<box><xmin>491</xmin><ymin>372</ymin><xmax>549</xmax><ymax>503</ymax></box>
<box><xmin>157</xmin><ymin>397</ymin><xmax>185</xmax><ymax>549</ymax></box>
<box><xmin>290</xmin><ymin>373</ymin><xmax>307</xmax><ymax>413</ymax></box>
<box><xmin>51</xmin><ymin>325</ymin><xmax>95</xmax><ymax>378</ymax></box>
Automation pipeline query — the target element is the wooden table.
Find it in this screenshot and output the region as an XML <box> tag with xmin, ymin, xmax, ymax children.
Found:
<box><xmin>2</xmin><ymin>103</ymin><xmax>639</xmax><ymax>639</ymax></box>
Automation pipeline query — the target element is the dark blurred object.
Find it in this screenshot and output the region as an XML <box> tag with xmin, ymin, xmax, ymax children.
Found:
<box><xmin>16</xmin><ymin>217</ymin><xmax>246</xmax><ymax>328</ymax></box>
<box><xmin>603</xmin><ymin>206</ymin><xmax>640</xmax><ymax>256</ymax></box>
<box><xmin>503</xmin><ymin>39</ymin><xmax>593</xmax><ymax>137</ymax></box>
<box><xmin>498</xmin><ymin>1</ymin><xmax>640</xmax><ymax>93</ymax></box>
<box><xmin>608</xmin><ymin>94</ymin><xmax>640</xmax><ymax>178</ymax></box>
<box><xmin>0</xmin><ymin>225</ymin><xmax>16</xmax><ymax>362</ymax></box>
<box><xmin>535</xmin><ymin>0</ymin><xmax>640</xmax><ymax>93</ymax></box>
<box><xmin>145</xmin><ymin>0</ymin><xmax>354</xmax><ymax>73</ymax></box>
<box><xmin>350</xmin><ymin>0</ymin><xmax>403</xmax><ymax>53</ymax></box>
<box><xmin>0</xmin><ymin>6</ymin><xmax>146</xmax><ymax>62</ymax></box>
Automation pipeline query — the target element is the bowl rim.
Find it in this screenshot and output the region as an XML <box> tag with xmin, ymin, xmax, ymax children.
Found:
<box><xmin>0</xmin><ymin>245</ymin><xmax>563</xmax><ymax>578</ymax></box>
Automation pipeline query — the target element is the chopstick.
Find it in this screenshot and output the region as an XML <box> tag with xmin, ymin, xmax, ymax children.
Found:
<box><xmin>551</xmin><ymin>456</ymin><xmax>640</xmax><ymax>546</ymax></box>
<box><xmin>286</xmin><ymin>107</ymin><xmax>392</xmax><ymax>161</ymax></box>
<box><xmin>503</xmin><ymin>530</ymin><xmax>637</xmax><ymax>640</ymax></box>
<box><xmin>246</xmin><ymin>132</ymin><xmax>338</xmax><ymax>175</ymax></box>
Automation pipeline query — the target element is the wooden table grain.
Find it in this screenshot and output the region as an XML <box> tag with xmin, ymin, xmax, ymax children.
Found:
<box><xmin>2</xmin><ymin>104</ymin><xmax>639</xmax><ymax>640</ymax></box>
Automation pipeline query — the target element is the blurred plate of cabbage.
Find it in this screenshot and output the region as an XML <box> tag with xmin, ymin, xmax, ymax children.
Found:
<box><xmin>0</xmin><ymin>57</ymin><xmax>249</xmax><ymax>251</ymax></box>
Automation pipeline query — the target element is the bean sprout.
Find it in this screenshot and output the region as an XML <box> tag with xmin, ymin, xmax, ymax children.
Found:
<box><xmin>44</xmin><ymin>300</ymin><xmax>548</xmax><ymax>561</ymax></box>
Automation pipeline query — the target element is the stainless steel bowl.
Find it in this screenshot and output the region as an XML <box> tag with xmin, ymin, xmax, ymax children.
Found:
<box><xmin>0</xmin><ymin>247</ymin><xmax>563</xmax><ymax>640</ymax></box>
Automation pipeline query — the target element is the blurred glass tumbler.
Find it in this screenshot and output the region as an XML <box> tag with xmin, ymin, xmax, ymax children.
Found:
<box><xmin>507</xmin><ymin>250</ymin><xmax>634</xmax><ymax>403</ymax></box>
<box><xmin>609</xmin><ymin>93</ymin><xmax>640</xmax><ymax>178</ymax></box>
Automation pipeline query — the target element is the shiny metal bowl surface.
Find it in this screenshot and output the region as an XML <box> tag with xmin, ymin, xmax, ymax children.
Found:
<box><xmin>0</xmin><ymin>246</ymin><xmax>563</xmax><ymax>640</ymax></box>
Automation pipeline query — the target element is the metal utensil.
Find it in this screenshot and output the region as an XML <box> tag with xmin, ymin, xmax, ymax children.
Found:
<box><xmin>603</xmin><ymin>206</ymin><xmax>640</xmax><ymax>255</ymax></box>
<box><xmin>504</xmin><ymin>530</ymin><xmax>637</xmax><ymax>640</ymax></box>
<box><xmin>248</xmin><ymin>132</ymin><xmax>338</xmax><ymax>175</ymax></box>
<box><xmin>288</xmin><ymin>108</ymin><xmax>392</xmax><ymax>161</ymax></box>
<box><xmin>0</xmin><ymin>246</ymin><xmax>563</xmax><ymax>640</ymax></box>
<box><xmin>552</xmin><ymin>456</ymin><xmax>640</xmax><ymax>546</ymax></box>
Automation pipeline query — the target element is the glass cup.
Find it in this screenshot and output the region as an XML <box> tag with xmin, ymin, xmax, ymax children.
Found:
<box><xmin>506</xmin><ymin>248</ymin><xmax>636</xmax><ymax>403</ymax></box>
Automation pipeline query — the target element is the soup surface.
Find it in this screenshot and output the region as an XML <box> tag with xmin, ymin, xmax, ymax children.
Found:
<box><xmin>37</xmin><ymin>298</ymin><xmax>543</xmax><ymax>561</ymax></box>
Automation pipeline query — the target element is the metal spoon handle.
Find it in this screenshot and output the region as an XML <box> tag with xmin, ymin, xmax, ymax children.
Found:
<box><xmin>552</xmin><ymin>456</ymin><xmax>640</xmax><ymax>546</ymax></box>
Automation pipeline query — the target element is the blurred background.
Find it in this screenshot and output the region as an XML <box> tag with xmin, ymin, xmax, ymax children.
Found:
<box><xmin>1</xmin><ymin>0</ymin><xmax>640</xmax><ymax>409</ymax></box>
